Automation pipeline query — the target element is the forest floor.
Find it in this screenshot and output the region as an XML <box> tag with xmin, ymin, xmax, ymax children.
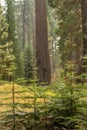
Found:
<box><xmin>0</xmin><ymin>82</ymin><xmax>87</xmax><ymax>113</ymax></box>
<box><xmin>0</xmin><ymin>82</ymin><xmax>87</xmax><ymax>130</ymax></box>
<box><xmin>0</xmin><ymin>83</ymin><xmax>29</xmax><ymax>112</ymax></box>
<box><xmin>0</xmin><ymin>83</ymin><xmax>51</xmax><ymax>130</ymax></box>
<box><xmin>0</xmin><ymin>82</ymin><xmax>50</xmax><ymax>112</ymax></box>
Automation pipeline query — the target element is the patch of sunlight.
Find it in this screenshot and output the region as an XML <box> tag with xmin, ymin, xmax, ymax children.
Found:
<box><xmin>44</xmin><ymin>91</ymin><xmax>56</xmax><ymax>97</ymax></box>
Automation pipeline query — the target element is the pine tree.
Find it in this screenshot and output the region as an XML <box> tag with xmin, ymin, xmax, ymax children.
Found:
<box><xmin>0</xmin><ymin>5</ymin><xmax>15</xmax><ymax>80</ymax></box>
<box><xmin>6</xmin><ymin>0</ymin><xmax>21</xmax><ymax>79</ymax></box>
<box><xmin>48</xmin><ymin>0</ymin><xmax>85</xmax><ymax>83</ymax></box>
<box><xmin>14</xmin><ymin>0</ymin><xmax>35</xmax><ymax>79</ymax></box>
<box><xmin>23</xmin><ymin>44</ymin><xmax>33</xmax><ymax>83</ymax></box>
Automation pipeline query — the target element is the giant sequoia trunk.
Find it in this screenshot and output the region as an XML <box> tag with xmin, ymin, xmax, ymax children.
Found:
<box><xmin>35</xmin><ymin>0</ymin><xmax>51</xmax><ymax>84</ymax></box>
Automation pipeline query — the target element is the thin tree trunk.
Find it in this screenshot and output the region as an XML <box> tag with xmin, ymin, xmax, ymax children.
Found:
<box><xmin>23</xmin><ymin>0</ymin><xmax>26</xmax><ymax>49</ymax></box>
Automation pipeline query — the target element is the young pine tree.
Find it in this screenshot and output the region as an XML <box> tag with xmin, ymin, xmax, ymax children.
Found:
<box><xmin>0</xmin><ymin>6</ymin><xmax>15</xmax><ymax>81</ymax></box>
<box><xmin>23</xmin><ymin>44</ymin><xmax>34</xmax><ymax>83</ymax></box>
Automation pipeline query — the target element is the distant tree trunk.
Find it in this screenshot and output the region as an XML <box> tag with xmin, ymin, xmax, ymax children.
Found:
<box><xmin>81</xmin><ymin>0</ymin><xmax>87</xmax><ymax>56</ymax></box>
<box><xmin>6</xmin><ymin>0</ymin><xmax>15</xmax><ymax>40</ymax></box>
<box><xmin>32</xmin><ymin>1</ymin><xmax>36</xmax><ymax>55</ymax></box>
<box><xmin>35</xmin><ymin>0</ymin><xmax>51</xmax><ymax>84</ymax></box>
<box><xmin>23</xmin><ymin>0</ymin><xmax>27</xmax><ymax>49</ymax></box>
<box><xmin>80</xmin><ymin>0</ymin><xmax>87</xmax><ymax>73</ymax></box>
<box><xmin>76</xmin><ymin>0</ymin><xmax>87</xmax><ymax>82</ymax></box>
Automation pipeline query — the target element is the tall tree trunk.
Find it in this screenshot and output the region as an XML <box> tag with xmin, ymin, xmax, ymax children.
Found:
<box><xmin>81</xmin><ymin>0</ymin><xmax>87</xmax><ymax>56</ymax></box>
<box><xmin>6</xmin><ymin>0</ymin><xmax>15</xmax><ymax>41</ymax></box>
<box><xmin>81</xmin><ymin>0</ymin><xmax>87</xmax><ymax>74</ymax></box>
<box><xmin>23</xmin><ymin>0</ymin><xmax>27</xmax><ymax>49</ymax></box>
<box><xmin>76</xmin><ymin>0</ymin><xmax>87</xmax><ymax>82</ymax></box>
<box><xmin>35</xmin><ymin>0</ymin><xmax>51</xmax><ymax>84</ymax></box>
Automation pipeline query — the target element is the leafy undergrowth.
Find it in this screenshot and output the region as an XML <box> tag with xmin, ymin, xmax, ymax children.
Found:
<box><xmin>0</xmin><ymin>82</ymin><xmax>87</xmax><ymax>130</ymax></box>
<box><xmin>0</xmin><ymin>83</ymin><xmax>29</xmax><ymax>112</ymax></box>
<box><xmin>0</xmin><ymin>82</ymin><xmax>54</xmax><ymax>130</ymax></box>
<box><xmin>0</xmin><ymin>83</ymin><xmax>52</xmax><ymax>112</ymax></box>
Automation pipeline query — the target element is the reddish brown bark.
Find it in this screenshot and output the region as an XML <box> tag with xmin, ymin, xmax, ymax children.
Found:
<box><xmin>35</xmin><ymin>0</ymin><xmax>51</xmax><ymax>84</ymax></box>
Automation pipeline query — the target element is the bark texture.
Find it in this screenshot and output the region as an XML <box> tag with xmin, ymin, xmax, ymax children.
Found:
<box><xmin>35</xmin><ymin>0</ymin><xmax>51</xmax><ymax>84</ymax></box>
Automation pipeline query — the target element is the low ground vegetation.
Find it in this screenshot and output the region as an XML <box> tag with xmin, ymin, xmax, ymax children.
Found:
<box><xmin>0</xmin><ymin>80</ymin><xmax>87</xmax><ymax>130</ymax></box>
